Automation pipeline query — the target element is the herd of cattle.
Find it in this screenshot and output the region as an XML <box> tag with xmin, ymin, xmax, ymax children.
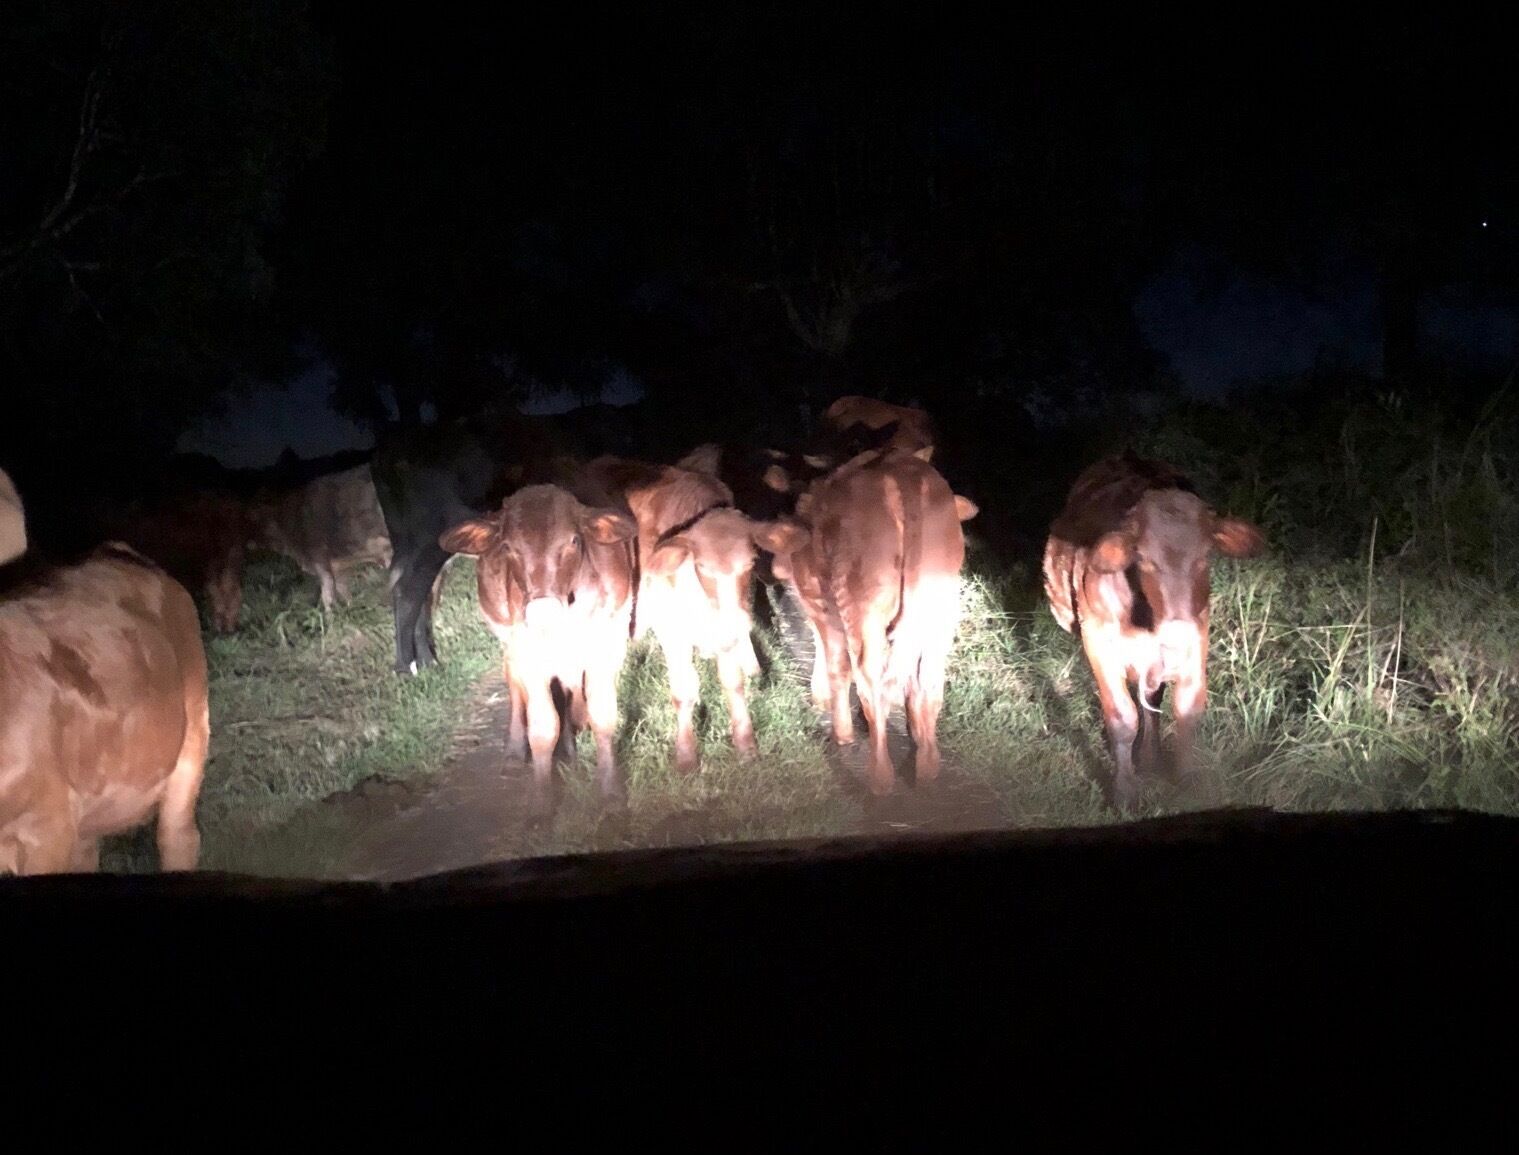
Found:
<box><xmin>0</xmin><ymin>395</ymin><xmax>1263</xmax><ymax>873</ymax></box>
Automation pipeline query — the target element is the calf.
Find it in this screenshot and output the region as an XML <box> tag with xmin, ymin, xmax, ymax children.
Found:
<box><xmin>250</xmin><ymin>463</ymin><xmax>392</xmax><ymax>611</ymax></box>
<box><xmin>0</xmin><ymin>538</ymin><xmax>209</xmax><ymax>874</ymax></box>
<box><xmin>1042</xmin><ymin>452</ymin><xmax>1265</xmax><ymax>809</ymax></box>
<box><xmin>111</xmin><ymin>486</ymin><xmax>248</xmax><ymax>634</ymax></box>
<box><xmin>767</xmin><ymin>448</ymin><xmax>977</xmax><ymax>794</ymax></box>
<box><xmin>374</xmin><ymin>414</ymin><xmax>583</xmax><ymax>674</ymax></box>
<box><xmin>581</xmin><ymin>457</ymin><xmax>804</xmax><ymax>771</ymax></box>
<box><xmin>440</xmin><ymin>485</ymin><xmax>637</xmax><ymax>812</ymax></box>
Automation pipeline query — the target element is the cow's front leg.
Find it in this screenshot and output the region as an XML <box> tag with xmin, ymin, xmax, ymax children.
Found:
<box><xmin>584</xmin><ymin>651</ymin><xmax>626</xmax><ymax>804</ymax></box>
<box><xmin>1090</xmin><ymin>660</ymin><xmax>1141</xmax><ymax>811</ymax></box>
<box><xmin>1171</xmin><ymin>669</ymin><xmax>1207</xmax><ymax>783</ymax></box>
<box><xmin>525</xmin><ymin>680</ymin><xmax>560</xmax><ymax>818</ymax></box>
<box><xmin>504</xmin><ymin>663</ymin><xmax>527</xmax><ymax>762</ymax></box>
<box><xmin>663</xmin><ymin>639</ymin><xmax>701</xmax><ymax>773</ymax></box>
<box><xmin>318</xmin><ymin>566</ymin><xmax>338</xmax><ymax>611</ymax></box>
<box><xmin>717</xmin><ymin>647</ymin><xmax>757</xmax><ymax>760</ymax></box>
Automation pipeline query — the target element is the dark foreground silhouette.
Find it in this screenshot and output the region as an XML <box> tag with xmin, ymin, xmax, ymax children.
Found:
<box><xmin>3</xmin><ymin>808</ymin><xmax>1513</xmax><ymax>1110</ymax></box>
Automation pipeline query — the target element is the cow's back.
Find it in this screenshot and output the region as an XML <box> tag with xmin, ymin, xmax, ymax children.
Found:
<box><xmin>0</xmin><ymin>551</ymin><xmax>206</xmax><ymax>856</ymax></box>
<box><xmin>291</xmin><ymin>464</ymin><xmax>390</xmax><ymax>564</ymax></box>
<box><xmin>813</xmin><ymin>453</ymin><xmax>964</xmax><ymax>655</ymax></box>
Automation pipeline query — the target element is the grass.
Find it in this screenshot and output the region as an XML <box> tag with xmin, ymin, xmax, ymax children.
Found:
<box><xmin>102</xmin><ymin>555</ymin><xmax>498</xmax><ymax>874</ymax></box>
<box><xmin>102</xmin><ymin>384</ymin><xmax>1519</xmax><ymax>876</ymax></box>
<box><xmin>941</xmin><ymin>557</ymin><xmax>1519</xmax><ymax>821</ymax></box>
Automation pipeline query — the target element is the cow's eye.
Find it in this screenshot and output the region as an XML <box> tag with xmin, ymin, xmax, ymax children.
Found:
<box><xmin>571</xmin><ymin>534</ymin><xmax>582</xmax><ymax>549</ymax></box>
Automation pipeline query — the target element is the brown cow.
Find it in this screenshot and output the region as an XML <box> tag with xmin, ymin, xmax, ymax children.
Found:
<box><xmin>580</xmin><ymin>456</ymin><xmax>804</xmax><ymax>771</ymax></box>
<box><xmin>112</xmin><ymin>487</ymin><xmax>248</xmax><ymax>634</ymax></box>
<box><xmin>821</xmin><ymin>396</ymin><xmax>937</xmax><ymax>459</ymax></box>
<box><xmin>767</xmin><ymin>448</ymin><xmax>977</xmax><ymax>794</ymax></box>
<box><xmin>439</xmin><ymin>485</ymin><xmax>637</xmax><ymax>812</ymax></box>
<box><xmin>1042</xmin><ymin>452</ymin><xmax>1265</xmax><ymax>809</ymax></box>
<box><xmin>251</xmin><ymin>463</ymin><xmax>392</xmax><ymax>610</ymax></box>
<box><xmin>0</xmin><ymin>542</ymin><xmax>209</xmax><ymax>874</ymax></box>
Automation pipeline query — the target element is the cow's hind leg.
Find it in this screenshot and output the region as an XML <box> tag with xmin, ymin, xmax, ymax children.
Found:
<box><xmin>906</xmin><ymin>651</ymin><xmax>946</xmax><ymax>785</ymax></box>
<box><xmin>391</xmin><ymin>546</ymin><xmax>447</xmax><ymax>672</ymax></box>
<box><xmin>819</xmin><ymin>618</ymin><xmax>854</xmax><ymax>745</ymax></box>
<box><xmin>158</xmin><ymin>694</ymin><xmax>208</xmax><ymax>871</ymax></box>
<box><xmin>849</xmin><ymin>611</ymin><xmax>896</xmax><ymax>795</ymax></box>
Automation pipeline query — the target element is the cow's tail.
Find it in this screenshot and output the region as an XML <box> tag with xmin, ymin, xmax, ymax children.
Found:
<box><xmin>884</xmin><ymin>469</ymin><xmax>927</xmax><ymax>702</ymax></box>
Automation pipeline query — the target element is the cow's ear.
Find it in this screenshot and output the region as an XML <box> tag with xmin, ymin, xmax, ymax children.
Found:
<box><xmin>802</xmin><ymin>454</ymin><xmax>834</xmax><ymax>471</ymax></box>
<box><xmin>762</xmin><ymin>464</ymin><xmax>792</xmax><ymax>493</ymax></box>
<box><xmin>676</xmin><ymin>444</ymin><xmax>721</xmax><ymax>476</ymax></box>
<box><xmin>752</xmin><ymin>518</ymin><xmax>809</xmax><ymax>556</ymax></box>
<box><xmin>795</xmin><ymin>492</ymin><xmax>815</xmax><ymax>519</ymax></box>
<box><xmin>1090</xmin><ymin>531</ymin><xmax>1134</xmax><ymax>573</ymax></box>
<box><xmin>763</xmin><ymin>447</ymin><xmax>789</xmax><ymax>462</ymax></box>
<box><xmin>439</xmin><ymin>519</ymin><xmax>497</xmax><ymax>556</ymax></box>
<box><xmin>953</xmin><ymin>495</ymin><xmax>978</xmax><ymax>521</ymax></box>
<box><xmin>1213</xmin><ymin>517</ymin><xmax>1265</xmax><ymax>558</ymax></box>
<box><xmin>645</xmin><ymin>537</ymin><xmax>691</xmax><ymax>576</ymax></box>
<box><xmin>912</xmin><ymin>445</ymin><xmax>934</xmax><ymax>462</ymax></box>
<box><xmin>581</xmin><ymin>508</ymin><xmax>637</xmax><ymax>545</ymax></box>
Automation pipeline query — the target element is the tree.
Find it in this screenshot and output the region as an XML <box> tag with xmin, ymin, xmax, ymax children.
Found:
<box><xmin>0</xmin><ymin>1</ymin><xmax>327</xmax><ymax>471</ymax></box>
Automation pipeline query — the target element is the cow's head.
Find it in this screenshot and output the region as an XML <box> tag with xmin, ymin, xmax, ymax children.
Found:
<box><xmin>439</xmin><ymin>485</ymin><xmax>635</xmax><ymax>630</ymax></box>
<box><xmin>643</xmin><ymin>507</ymin><xmax>805</xmax><ymax>654</ymax></box>
<box><xmin>1090</xmin><ymin>489</ymin><xmax>1264</xmax><ymax>649</ymax></box>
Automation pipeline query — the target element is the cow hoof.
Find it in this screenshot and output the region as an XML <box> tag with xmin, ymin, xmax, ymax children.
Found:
<box><xmin>867</xmin><ymin>772</ymin><xmax>896</xmax><ymax>797</ymax></box>
<box><xmin>599</xmin><ymin>776</ymin><xmax>628</xmax><ymax>808</ymax></box>
<box><xmin>527</xmin><ymin>784</ymin><xmax>556</xmax><ymax>822</ymax></box>
<box><xmin>1111</xmin><ymin>776</ymin><xmax>1141</xmax><ymax>813</ymax></box>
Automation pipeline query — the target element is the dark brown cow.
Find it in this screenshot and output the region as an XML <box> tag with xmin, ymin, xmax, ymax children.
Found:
<box><xmin>440</xmin><ymin>485</ymin><xmax>637</xmax><ymax>812</ymax></box>
<box><xmin>1043</xmin><ymin>452</ymin><xmax>1265</xmax><ymax>809</ymax></box>
<box><xmin>112</xmin><ymin>487</ymin><xmax>249</xmax><ymax>634</ymax></box>
<box><xmin>821</xmin><ymin>396</ymin><xmax>937</xmax><ymax>459</ymax></box>
<box><xmin>767</xmin><ymin>448</ymin><xmax>977</xmax><ymax>795</ymax></box>
<box><xmin>0</xmin><ymin>538</ymin><xmax>209</xmax><ymax>874</ymax></box>
<box><xmin>580</xmin><ymin>457</ymin><xmax>804</xmax><ymax>771</ymax></box>
<box><xmin>250</xmin><ymin>463</ymin><xmax>392</xmax><ymax>610</ymax></box>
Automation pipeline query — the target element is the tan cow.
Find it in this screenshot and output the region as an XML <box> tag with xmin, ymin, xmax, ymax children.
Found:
<box><xmin>580</xmin><ymin>457</ymin><xmax>804</xmax><ymax>771</ymax></box>
<box><xmin>0</xmin><ymin>467</ymin><xmax>24</xmax><ymax>565</ymax></box>
<box><xmin>1043</xmin><ymin>452</ymin><xmax>1264</xmax><ymax>809</ymax></box>
<box><xmin>440</xmin><ymin>485</ymin><xmax>638</xmax><ymax>813</ymax></box>
<box><xmin>0</xmin><ymin>541</ymin><xmax>209</xmax><ymax>874</ymax></box>
<box><xmin>250</xmin><ymin>463</ymin><xmax>392</xmax><ymax>610</ymax></box>
<box><xmin>767</xmin><ymin>448</ymin><xmax>977</xmax><ymax>794</ymax></box>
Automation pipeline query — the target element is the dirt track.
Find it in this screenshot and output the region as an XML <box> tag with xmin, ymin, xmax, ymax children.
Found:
<box><xmin>332</xmin><ymin>586</ymin><xmax>1010</xmax><ymax>881</ymax></box>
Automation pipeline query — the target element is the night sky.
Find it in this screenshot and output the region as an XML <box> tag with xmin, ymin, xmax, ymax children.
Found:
<box><xmin>4</xmin><ymin>6</ymin><xmax>1518</xmax><ymax>473</ymax></box>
